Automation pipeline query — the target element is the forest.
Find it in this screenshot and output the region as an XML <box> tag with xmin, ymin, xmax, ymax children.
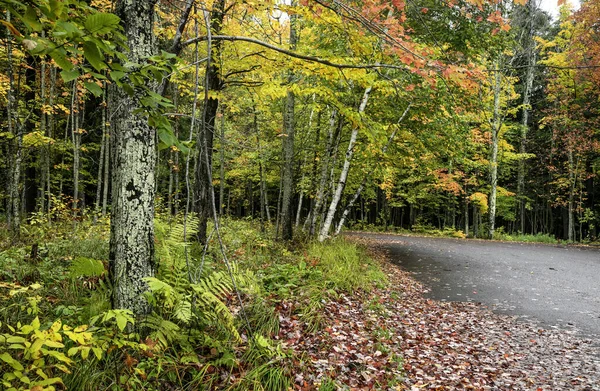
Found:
<box><xmin>1</xmin><ymin>0</ymin><xmax>599</xmax><ymax>390</ymax></box>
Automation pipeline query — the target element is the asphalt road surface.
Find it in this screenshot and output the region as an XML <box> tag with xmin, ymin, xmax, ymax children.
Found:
<box><xmin>354</xmin><ymin>233</ymin><xmax>600</xmax><ymax>338</ymax></box>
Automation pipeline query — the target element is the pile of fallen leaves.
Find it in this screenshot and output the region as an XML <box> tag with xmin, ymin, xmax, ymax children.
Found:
<box><xmin>276</xmin><ymin>239</ymin><xmax>600</xmax><ymax>390</ymax></box>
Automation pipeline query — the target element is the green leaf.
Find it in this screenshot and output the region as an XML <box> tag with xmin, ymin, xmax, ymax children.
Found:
<box><xmin>84</xmin><ymin>82</ymin><xmax>103</xmax><ymax>97</ymax></box>
<box><xmin>83</xmin><ymin>41</ymin><xmax>106</xmax><ymax>72</ymax></box>
<box><xmin>23</xmin><ymin>6</ymin><xmax>43</xmax><ymax>32</ymax></box>
<box><xmin>0</xmin><ymin>352</ymin><xmax>24</xmax><ymax>371</ymax></box>
<box><xmin>49</xmin><ymin>49</ymin><xmax>73</xmax><ymax>71</ymax></box>
<box><xmin>84</xmin><ymin>13</ymin><xmax>121</xmax><ymax>35</ymax></box>
<box><xmin>115</xmin><ymin>314</ymin><xmax>128</xmax><ymax>332</ymax></box>
<box><xmin>109</xmin><ymin>71</ymin><xmax>126</xmax><ymax>82</ymax></box>
<box><xmin>60</xmin><ymin>69</ymin><xmax>79</xmax><ymax>83</ymax></box>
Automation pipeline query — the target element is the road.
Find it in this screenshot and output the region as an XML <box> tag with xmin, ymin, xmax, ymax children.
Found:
<box><xmin>354</xmin><ymin>233</ymin><xmax>600</xmax><ymax>337</ymax></box>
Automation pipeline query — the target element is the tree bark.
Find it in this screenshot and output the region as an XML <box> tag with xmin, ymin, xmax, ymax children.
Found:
<box><xmin>488</xmin><ymin>60</ymin><xmax>501</xmax><ymax>240</ymax></box>
<box><xmin>334</xmin><ymin>102</ymin><xmax>411</xmax><ymax>236</ymax></box>
<box><xmin>518</xmin><ymin>0</ymin><xmax>537</xmax><ymax>234</ymax></box>
<box><xmin>309</xmin><ymin>108</ymin><xmax>337</xmax><ymax>236</ymax></box>
<box><xmin>5</xmin><ymin>11</ymin><xmax>22</xmax><ymax>236</ymax></box>
<box><xmin>319</xmin><ymin>86</ymin><xmax>372</xmax><ymax>242</ymax></box>
<box><xmin>194</xmin><ymin>0</ymin><xmax>225</xmax><ymax>244</ymax></box>
<box><xmin>95</xmin><ymin>85</ymin><xmax>107</xmax><ymax>217</ymax></box>
<box><xmin>109</xmin><ymin>0</ymin><xmax>158</xmax><ymax>315</ymax></box>
<box><xmin>279</xmin><ymin>3</ymin><xmax>298</xmax><ymax>241</ymax></box>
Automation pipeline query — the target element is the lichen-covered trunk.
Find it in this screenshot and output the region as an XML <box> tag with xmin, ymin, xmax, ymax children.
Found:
<box><xmin>319</xmin><ymin>87</ymin><xmax>371</xmax><ymax>242</ymax></box>
<box><xmin>109</xmin><ymin>0</ymin><xmax>158</xmax><ymax>315</ymax></box>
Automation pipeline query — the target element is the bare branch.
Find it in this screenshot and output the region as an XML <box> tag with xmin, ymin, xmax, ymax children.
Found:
<box><xmin>183</xmin><ymin>35</ymin><xmax>407</xmax><ymax>71</ymax></box>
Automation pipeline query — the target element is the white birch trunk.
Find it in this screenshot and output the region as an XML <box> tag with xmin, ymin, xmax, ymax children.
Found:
<box><xmin>334</xmin><ymin>102</ymin><xmax>411</xmax><ymax>236</ymax></box>
<box><xmin>319</xmin><ymin>86</ymin><xmax>372</xmax><ymax>242</ymax></box>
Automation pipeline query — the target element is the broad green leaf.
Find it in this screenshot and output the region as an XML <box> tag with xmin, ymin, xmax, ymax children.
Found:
<box><xmin>23</xmin><ymin>6</ymin><xmax>43</xmax><ymax>32</ymax></box>
<box><xmin>49</xmin><ymin>49</ymin><xmax>73</xmax><ymax>71</ymax></box>
<box><xmin>110</xmin><ymin>71</ymin><xmax>126</xmax><ymax>82</ymax></box>
<box><xmin>0</xmin><ymin>352</ymin><xmax>24</xmax><ymax>371</ymax></box>
<box><xmin>83</xmin><ymin>41</ymin><xmax>106</xmax><ymax>72</ymax></box>
<box><xmin>60</xmin><ymin>69</ymin><xmax>79</xmax><ymax>83</ymax></box>
<box><xmin>84</xmin><ymin>82</ymin><xmax>103</xmax><ymax>97</ymax></box>
<box><xmin>84</xmin><ymin>13</ymin><xmax>121</xmax><ymax>35</ymax></box>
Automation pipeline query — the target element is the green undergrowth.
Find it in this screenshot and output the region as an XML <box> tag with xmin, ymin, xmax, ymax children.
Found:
<box><xmin>0</xmin><ymin>212</ymin><xmax>388</xmax><ymax>390</ymax></box>
<box><xmin>493</xmin><ymin>232</ymin><xmax>558</xmax><ymax>244</ymax></box>
<box><xmin>350</xmin><ymin>221</ymin><xmax>563</xmax><ymax>244</ymax></box>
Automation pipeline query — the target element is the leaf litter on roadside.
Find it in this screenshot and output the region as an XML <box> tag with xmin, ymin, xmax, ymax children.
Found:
<box><xmin>276</xmin><ymin>238</ymin><xmax>600</xmax><ymax>390</ymax></box>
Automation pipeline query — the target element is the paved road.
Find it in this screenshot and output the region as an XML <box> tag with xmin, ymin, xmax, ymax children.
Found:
<box><xmin>354</xmin><ymin>233</ymin><xmax>600</xmax><ymax>337</ymax></box>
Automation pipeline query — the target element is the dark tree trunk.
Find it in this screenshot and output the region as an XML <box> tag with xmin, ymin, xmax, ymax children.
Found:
<box><xmin>195</xmin><ymin>0</ymin><xmax>225</xmax><ymax>244</ymax></box>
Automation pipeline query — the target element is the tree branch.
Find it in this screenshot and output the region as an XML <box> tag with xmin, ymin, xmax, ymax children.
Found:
<box><xmin>183</xmin><ymin>35</ymin><xmax>407</xmax><ymax>71</ymax></box>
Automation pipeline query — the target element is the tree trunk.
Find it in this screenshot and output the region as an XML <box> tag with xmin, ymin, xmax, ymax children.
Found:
<box><xmin>95</xmin><ymin>85</ymin><xmax>107</xmax><ymax>216</ymax></box>
<box><xmin>219</xmin><ymin>106</ymin><xmax>226</xmax><ymax>216</ymax></box>
<box><xmin>567</xmin><ymin>148</ymin><xmax>575</xmax><ymax>242</ymax></box>
<box><xmin>194</xmin><ymin>0</ymin><xmax>226</xmax><ymax>244</ymax></box>
<box><xmin>518</xmin><ymin>3</ymin><xmax>537</xmax><ymax>233</ymax></box>
<box><xmin>319</xmin><ymin>87</ymin><xmax>372</xmax><ymax>242</ymax></box>
<box><xmin>279</xmin><ymin>4</ymin><xmax>298</xmax><ymax>241</ymax></box>
<box><xmin>101</xmin><ymin>96</ymin><xmax>111</xmax><ymax>217</ymax></box>
<box><xmin>488</xmin><ymin>60</ymin><xmax>501</xmax><ymax>240</ymax></box>
<box><xmin>109</xmin><ymin>0</ymin><xmax>158</xmax><ymax>316</ymax></box>
<box><xmin>334</xmin><ymin>102</ymin><xmax>411</xmax><ymax>235</ymax></box>
<box><xmin>71</xmin><ymin>85</ymin><xmax>81</xmax><ymax>216</ymax></box>
<box><xmin>309</xmin><ymin>109</ymin><xmax>337</xmax><ymax>236</ymax></box>
<box><xmin>5</xmin><ymin>11</ymin><xmax>22</xmax><ymax>236</ymax></box>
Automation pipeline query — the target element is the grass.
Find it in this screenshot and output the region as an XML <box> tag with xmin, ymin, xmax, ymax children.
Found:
<box><xmin>494</xmin><ymin>232</ymin><xmax>558</xmax><ymax>244</ymax></box>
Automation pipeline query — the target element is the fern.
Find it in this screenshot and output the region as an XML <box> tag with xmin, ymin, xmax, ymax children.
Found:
<box><xmin>141</xmin><ymin>313</ymin><xmax>181</xmax><ymax>348</ymax></box>
<box><xmin>69</xmin><ymin>257</ymin><xmax>106</xmax><ymax>277</ymax></box>
<box><xmin>146</xmin><ymin>217</ymin><xmax>257</xmax><ymax>348</ymax></box>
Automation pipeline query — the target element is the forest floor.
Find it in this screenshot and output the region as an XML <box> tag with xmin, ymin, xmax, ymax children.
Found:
<box><xmin>285</xmin><ymin>236</ymin><xmax>600</xmax><ymax>390</ymax></box>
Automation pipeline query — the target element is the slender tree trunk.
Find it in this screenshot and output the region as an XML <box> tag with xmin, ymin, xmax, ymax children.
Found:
<box><xmin>567</xmin><ymin>148</ymin><xmax>575</xmax><ymax>242</ymax></box>
<box><xmin>39</xmin><ymin>52</ymin><xmax>48</xmax><ymax>213</ymax></box>
<box><xmin>253</xmin><ymin>107</ymin><xmax>271</xmax><ymax>222</ymax></box>
<box><xmin>72</xmin><ymin>90</ymin><xmax>81</xmax><ymax>216</ymax></box>
<box><xmin>309</xmin><ymin>109</ymin><xmax>337</xmax><ymax>236</ymax></box>
<box><xmin>319</xmin><ymin>87</ymin><xmax>372</xmax><ymax>242</ymax></box>
<box><xmin>304</xmin><ymin>110</ymin><xmax>322</xmax><ymax>230</ymax></box>
<box><xmin>464</xmin><ymin>192</ymin><xmax>469</xmax><ymax>237</ymax></box>
<box><xmin>219</xmin><ymin>106</ymin><xmax>226</xmax><ymax>216</ymax></box>
<box><xmin>46</xmin><ymin>66</ymin><xmax>56</xmax><ymax>214</ymax></box>
<box><xmin>279</xmin><ymin>4</ymin><xmax>298</xmax><ymax>240</ymax></box>
<box><xmin>488</xmin><ymin>61</ymin><xmax>501</xmax><ymax>240</ymax></box>
<box><xmin>95</xmin><ymin>85</ymin><xmax>108</xmax><ymax>216</ymax></box>
<box><xmin>194</xmin><ymin>0</ymin><xmax>225</xmax><ymax>244</ymax></box>
<box><xmin>334</xmin><ymin>102</ymin><xmax>411</xmax><ymax>235</ymax></box>
<box><xmin>109</xmin><ymin>0</ymin><xmax>158</xmax><ymax>315</ymax></box>
<box><xmin>5</xmin><ymin>12</ymin><xmax>22</xmax><ymax>235</ymax></box>
<box><xmin>518</xmin><ymin>4</ymin><xmax>536</xmax><ymax>233</ymax></box>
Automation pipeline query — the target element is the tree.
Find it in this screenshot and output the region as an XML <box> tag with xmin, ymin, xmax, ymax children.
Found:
<box><xmin>108</xmin><ymin>0</ymin><xmax>159</xmax><ymax>315</ymax></box>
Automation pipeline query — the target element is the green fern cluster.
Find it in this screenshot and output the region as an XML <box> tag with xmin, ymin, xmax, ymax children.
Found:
<box><xmin>146</xmin><ymin>217</ymin><xmax>256</xmax><ymax>347</ymax></box>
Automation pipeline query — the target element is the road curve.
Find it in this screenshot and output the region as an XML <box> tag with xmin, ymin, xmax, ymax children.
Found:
<box><xmin>352</xmin><ymin>232</ymin><xmax>600</xmax><ymax>338</ymax></box>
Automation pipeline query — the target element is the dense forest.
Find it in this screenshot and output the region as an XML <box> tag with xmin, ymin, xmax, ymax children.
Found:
<box><xmin>1</xmin><ymin>0</ymin><xmax>600</xmax><ymax>389</ymax></box>
<box><xmin>3</xmin><ymin>0</ymin><xmax>600</xmax><ymax>246</ymax></box>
